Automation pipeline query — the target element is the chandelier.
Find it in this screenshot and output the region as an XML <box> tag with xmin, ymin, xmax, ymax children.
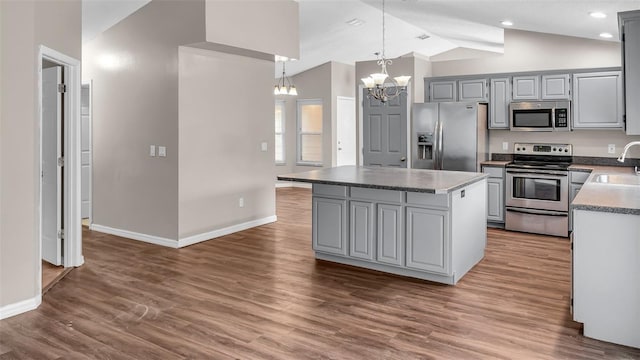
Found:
<box><xmin>274</xmin><ymin>61</ymin><xmax>297</xmax><ymax>96</ymax></box>
<box><xmin>361</xmin><ymin>0</ymin><xmax>411</xmax><ymax>103</ymax></box>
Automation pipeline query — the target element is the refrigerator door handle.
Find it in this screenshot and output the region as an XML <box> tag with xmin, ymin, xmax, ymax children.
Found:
<box><xmin>437</xmin><ymin>118</ymin><xmax>444</xmax><ymax>170</ymax></box>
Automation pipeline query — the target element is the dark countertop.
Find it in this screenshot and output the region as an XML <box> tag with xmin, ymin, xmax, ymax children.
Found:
<box><xmin>277</xmin><ymin>166</ymin><xmax>487</xmax><ymax>194</ymax></box>
<box><xmin>570</xmin><ymin>166</ymin><xmax>640</xmax><ymax>215</ymax></box>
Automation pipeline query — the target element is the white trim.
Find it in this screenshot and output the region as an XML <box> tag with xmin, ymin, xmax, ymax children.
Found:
<box><xmin>275</xmin><ymin>181</ymin><xmax>312</xmax><ymax>189</ymax></box>
<box><xmin>0</xmin><ymin>295</ymin><xmax>41</xmax><ymax>320</ymax></box>
<box><xmin>37</xmin><ymin>46</ymin><xmax>83</xmax><ymax>306</ymax></box>
<box><xmin>358</xmin><ymin>85</ymin><xmax>364</xmax><ymax>166</ymax></box>
<box><xmin>90</xmin><ymin>224</ymin><xmax>179</xmax><ymax>248</ymax></box>
<box><xmin>178</xmin><ymin>215</ymin><xmax>277</xmax><ymax>248</ymax></box>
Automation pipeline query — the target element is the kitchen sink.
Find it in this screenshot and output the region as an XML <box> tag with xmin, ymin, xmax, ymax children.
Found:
<box><xmin>591</xmin><ymin>174</ymin><xmax>640</xmax><ymax>186</ymax></box>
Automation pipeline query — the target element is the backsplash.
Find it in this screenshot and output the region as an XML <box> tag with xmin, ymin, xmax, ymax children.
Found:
<box><xmin>488</xmin><ymin>129</ymin><xmax>640</xmax><ymax>160</ymax></box>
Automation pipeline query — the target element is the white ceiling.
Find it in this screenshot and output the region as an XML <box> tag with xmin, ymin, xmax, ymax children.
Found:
<box><xmin>82</xmin><ymin>0</ymin><xmax>640</xmax><ymax>76</ymax></box>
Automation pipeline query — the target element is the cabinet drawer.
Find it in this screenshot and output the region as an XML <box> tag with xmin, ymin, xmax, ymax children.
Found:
<box><xmin>482</xmin><ymin>166</ymin><xmax>504</xmax><ymax>179</ymax></box>
<box><xmin>570</xmin><ymin>171</ymin><xmax>590</xmax><ymax>184</ymax></box>
<box><xmin>350</xmin><ymin>187</ymin><xmax>402</xmax><ymax>203</ymax></box>
<box><xmin>406</xmin><ymin>192</ymin><xmax>449</xmax><ymax>208</ymax></box>
<box><xmin>313</xmin><ymin>184</ymin><xmax>347</xmax><ymax>198</ymax></box>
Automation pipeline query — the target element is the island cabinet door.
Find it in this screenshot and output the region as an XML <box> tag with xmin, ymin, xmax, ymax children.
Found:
<box><xmin>405</xmin><ymin>207</ymin><xmax>450</xmax><ymax>274</ymax></box>
<box><xmin>349</xmin><ymin>201</ymin><xmax>375</xmax><ymax>261</ymax></box>
<box><xmin>376</xmin><ymin>204</ymin><xmax>403</xmax><ymax>266</ymax></box>
<box><xmin>312</xmin><ymin>197</ymin><xmax>348</xmax><ymax>256</ymax></box>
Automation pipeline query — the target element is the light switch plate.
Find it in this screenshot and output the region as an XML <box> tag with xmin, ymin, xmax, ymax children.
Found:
<box><xmin>502</xmin><ymin>142</ymin><xmax>509</xmax><ymax>151</ymax></box>
<box><xmin>150</xmin><ymin>145</ymin><xmax>156</xmax><ymax>157</ymax></box>
<box><xmin>158</xmin><ymin>146</ymin><xmax>167</xmax><ymax>157</ymax></box>
<box><xmin>261</xmin><ymin>142</ymin><xmax>268</xmax><ymax>152</ymax></box>
<box><xmin>608</xmin><ymin>144</ymin><xmax>615</xmax><ymax>154</ymax></box>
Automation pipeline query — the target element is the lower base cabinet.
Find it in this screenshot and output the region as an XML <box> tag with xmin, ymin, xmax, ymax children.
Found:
<box><xmin>406</xmin><ymin>207</ymin><xmax>449</xmax><ymax>274</ymax></box>
<box><xmin>311</xmin><ymin>180</ymin><xmax>486</xmax><ymax>285</ymax></box>
<box><xmin>312</xmin><ymin>197</ymin><xmax>347</xmax><ymax>255</ymax></box>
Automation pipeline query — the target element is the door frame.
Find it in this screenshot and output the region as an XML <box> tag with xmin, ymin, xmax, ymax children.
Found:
<box><xmin>81</xmin><ymin>81</ymin><xmax>93</xmax><ymax>224</ymax></box>
<box><xmin>37</xmin><ymin>45</ymin><xmax>84</xmax><ymax>293</ymax></box>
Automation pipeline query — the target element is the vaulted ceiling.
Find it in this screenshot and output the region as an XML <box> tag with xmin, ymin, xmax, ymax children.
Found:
<box><xmin>82</xmin><ymin>0</ymin><xmax>640</xmax><ymax>76</ymax></box>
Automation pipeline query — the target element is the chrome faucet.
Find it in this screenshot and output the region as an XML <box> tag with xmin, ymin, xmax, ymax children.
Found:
<box><xmin>617</xmin><ymin>141</ymin><xmax>640</xmax><ymax>175</ymax></box>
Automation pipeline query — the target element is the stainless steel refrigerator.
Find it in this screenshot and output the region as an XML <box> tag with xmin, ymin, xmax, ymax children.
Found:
<box><xmin>411</xmin><ymin>102</ymin><xmax>488</xmax><ymax>172</ymax></box>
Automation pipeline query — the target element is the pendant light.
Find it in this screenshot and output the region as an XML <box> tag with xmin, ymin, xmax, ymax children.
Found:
<box><xmin>274</xmin><ymin>61</ymin><xmax>297</xmax><ymax>96</ymax></box>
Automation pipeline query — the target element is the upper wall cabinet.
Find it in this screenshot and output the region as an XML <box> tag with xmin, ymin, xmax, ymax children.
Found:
<box><xmin>489</xmin><ymin>78</ymin><xmax>511</xmax><ymax>129</ymax></box>
<box><xmin>512</xmin><ymin>75</ymin><xmax>540</xmax><ymax>100</ymax></box>
<box><xmin>458</xmin><ymin>79</ymin><xmax>489</xmax><ymax>101</ymax></box>
<box><xmin>572</xmin><ymin>71</ymin><xmax>624</xmax><ymax>129</ymax></box>
<box><xmin>542</xmin><ymin>74</ymin><xmax>571</xmax><ymax>100</ymax></box>
<box><xmin>429</xmin><ymin>80</ymin><xmax>457</xmax><ymax>102</ymax></box>
<box><xmin>619</xmin><ymin>10</ymin><xmax>640</xmax><ymax>135</ymax></box>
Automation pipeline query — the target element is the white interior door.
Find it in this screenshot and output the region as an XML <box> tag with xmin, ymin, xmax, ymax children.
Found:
<box><xmin>81</xmin><ymin>83</ymin><xmax>91</xmax><ymax>219</ymax></box>
<box><xmin>42</xmin><ymin>66</ymin><xmax>63</xmax><ymax>266</ymax></box>
<box><xmin>336</xmin><ymin>96</ymin><xmax>356</xmax><ymax>166</ymax></box>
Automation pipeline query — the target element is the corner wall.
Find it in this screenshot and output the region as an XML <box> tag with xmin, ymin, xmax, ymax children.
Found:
<box><xmin>82</xmin><ymin>0</ymin><xmax>206</xmax><ymax>241</ymax></box>
<box><xmin>177</xmin><ymin>47</ymin><xmax>276</xmax><ymax>239</ymax></box>
<box><xmin>0</xmin><ymin>0</ymin><xmax>81</xmax><ymax>307</ymax></box>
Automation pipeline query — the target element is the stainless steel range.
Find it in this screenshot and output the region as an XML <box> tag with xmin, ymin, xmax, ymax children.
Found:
<box><xmin>505</xmin><ymin>143</ymin><xmax>572</xmax><ymax>237</ymax></box>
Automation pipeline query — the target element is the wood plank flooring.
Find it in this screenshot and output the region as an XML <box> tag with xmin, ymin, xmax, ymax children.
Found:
<box><xmin>2</xmin><ymin>187</ymin><xmax>639</xmax><ymax>359</ymax></box>
<box><xmin>42</xmin><ymin>261</ymin><xmax>72</xmax><ymax>294</ymax></box>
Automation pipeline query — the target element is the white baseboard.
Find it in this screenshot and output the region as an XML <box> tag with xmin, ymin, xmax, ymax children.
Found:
<box><xmin>275</xmin><ymin>181</ymin><xmax>311</xmax><ymax>189</ymax></box>
<box><xmin>90</xmin><ymin>224</ymin><xmax>179</xmax><ymax>248</ymax></box>
<box><xmin>178</xmin><ymin>215</ymin><xmax>278</xmax><ymax>248</ymax></box>
<box><xmin>0</xmin><ymin>295</ymin><xmax>41</xmax><ymax>320</ymax></box>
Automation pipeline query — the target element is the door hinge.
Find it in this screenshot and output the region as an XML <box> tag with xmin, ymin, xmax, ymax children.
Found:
<box><xmin>58</xmin><ymin>84</ymin><xmax>67</xmax><ymax>93</ymax></box>
<box><xmin>57</xmin><ymin>229</ymin><xmax>65</xmax><ymax>240</ymax></box>
<box><xmin>570</xmin><ymin>298</ymin><xmax>573</xmax><ymax>306</ymax></box>
<box><xmin>57</xmin><ymin>157</ymin><xmax>64</xmax><ymax>167</ymax></box>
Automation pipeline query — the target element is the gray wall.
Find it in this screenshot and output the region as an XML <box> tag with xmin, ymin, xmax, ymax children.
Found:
<box><xmin>0</xmin><ymin>0</ymin><xmax>81</xmax><ymax>306</ymax></box>
<box><xmin>178</xmin><ymin>47</ymin><xmax>276</xmax><ymax>238</ymax></box>
<box><xmin>205</xmin><ymin>0</ymin><xmax>299</xmax><ymax>60</ymax></box>
<box><xmin>431</xmin><ymin>29</ymin><xmax>640</xmax><ymax>159</ymax></box>
<box><xmin>82</xmin><ymin>0</ymin><xmax>206</xmax><ymax>240</ymax></box>
<box><xmin>275</xmin><ymin>61</ymin><xmax>356</xmax><ymax>176</ymax></box>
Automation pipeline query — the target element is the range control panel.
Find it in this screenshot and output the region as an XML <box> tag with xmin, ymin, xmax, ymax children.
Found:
<box><xmin>514</xmin><ymin>143</ymin><xmax>573</xmax><ymax>156</ymax></box>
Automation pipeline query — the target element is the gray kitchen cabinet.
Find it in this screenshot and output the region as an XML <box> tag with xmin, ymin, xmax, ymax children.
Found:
<box><xmin>512</xmin><ymin>75</ymin><xmax>540</xmax><ymax>100</ymax></box>
<box><xmin>429</xmin><ymin>80</ymin><xmax>457</xmax><ymax>102</ymax></box>
<box><xmin>572</xmin><ymin>71</ymin><xmax>623</xmax><ymax>129</ymax></box>
<box><xmin>542</xmin><ymin>74</ymin><xmax>571</xmax><ymax>99</ymax></box>
<box><xmin>376</xmin><ymin>203</ymin><xmax>403</xmax><ymax>266</ymax></box>
<box><xmin>619</xmin><ymin>10</ymin><xmax>640</xmax><ymax>135</ymax></box>
<box><xmin>406</xmin><ymin>206</ymin><xmax>449</xmax><ymax>274</ymax></box>
<box><xmin>349</xmin><ymin>200</ymin><xmax>375</xmax><ymax>261</ymax></box>
<box><xmin>489</xmin><ymin>77</ymin><xmax>511</xmax><ymax>129</ymax></box>
<box><xmin>482</xmin><ymin>165</ymin><xmax>505</xmax><ymax>224</ymax></box>
<box><xmin>569</xmin><ymin>170</ymin><xmax>590</xmax><ymax>232</ymax></box>
<box><xmin>458</xmin><ymin>79</ymin><xmax>488</xmax><ymax>101</ymax></box>
<box><xmin>312</xmin><ymin>192</ymin><xmax>348</xmax><ymax>256</ymax></box>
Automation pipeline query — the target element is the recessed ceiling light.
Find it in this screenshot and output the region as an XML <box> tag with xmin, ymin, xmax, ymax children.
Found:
<box><xmin>501</xmin><ymin>20</ymin><xmax>513</xmax><ymax>26</ymax></box>
<box><xmin>590</xmin><ymin>12</ymin><xmax>607</xmax><ymax>19</ymax></box>
<box><xmin>417</xmin><ymin>34</ymin><xmax>430</xmax><ymax>40</ymax></box>
<box><xmin>599</xmin><ymin>32</ymin><xmax>613</xmax><ymax>38</ymax></box>
<box><xmin>346</xmin><ymin>18</ymin><xmax>365</xmax><ymax>26</ymax></box>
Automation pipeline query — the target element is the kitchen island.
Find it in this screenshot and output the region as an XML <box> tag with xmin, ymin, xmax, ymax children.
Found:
<box><xmin>278</xmin><ymin>166</ymin><xmax>488</xmax><ymax>285</ymax></box>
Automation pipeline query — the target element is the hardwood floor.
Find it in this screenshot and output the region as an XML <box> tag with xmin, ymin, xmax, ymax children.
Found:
<box><xmin>42</xmin><ymin>261</ymin><xmax>72</xmax><ymax>294</ymax></box>
<box><xmin>1</xmin><ymin>187</ymin><xmax>639</xmax><ymax>359</ymax></box>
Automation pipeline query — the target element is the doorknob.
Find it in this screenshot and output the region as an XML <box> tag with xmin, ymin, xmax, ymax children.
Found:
<box><xmin>400</xmin><ymin>157</ymin><xmax>406</xmax><ymax>162</ymax></box>
<box><xmin>338</xmin><ymin>147</ymin><xmax>343</xmax><ymax>150</ymax></box>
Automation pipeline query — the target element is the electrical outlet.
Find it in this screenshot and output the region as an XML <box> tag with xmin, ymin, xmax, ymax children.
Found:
<box><xmin>502</xmin><ymin>142</ymin><xmax>509</xmax><ymax>151</ymax></box>
<box><xmin>261</xmin><ymin>142</ymin><xmax>268</xmax><ymax>152</ymax></box>
<box><xmin>239</xmin><ymin>197</ymin><xmax>244</xmax><ymax>208</ymax></box>
<box><xmin>608</xmin><ymin>144</ymin><xmax>616</xmax><ymax>154</ymax></box>
<box><xmin>158</xmin><ymin>146</ymin><xmax>167</xmax><ymax>157</ymax></box>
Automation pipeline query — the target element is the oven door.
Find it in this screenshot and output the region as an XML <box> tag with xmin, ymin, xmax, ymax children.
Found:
<box><xmin>506</xmin><ymin>169</ymin><xmax>568</xmax><ymax>212</ymax></box>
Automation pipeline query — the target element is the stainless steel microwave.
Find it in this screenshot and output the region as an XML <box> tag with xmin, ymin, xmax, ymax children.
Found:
<box><xmin>509</xmin><ymin>101</ymin><xmax>570</xmax><ymax>131</ymax></box>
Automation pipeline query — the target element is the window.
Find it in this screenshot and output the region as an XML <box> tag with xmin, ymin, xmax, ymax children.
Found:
<box><xmin>275</xmin><ymin>100</ymin><xmax>285</xmax><ymax>165</ymax></box>
<box><xmin>297</xmin><ymin>99</ymin><xmax>323</xmax><ymax>165</ymax></box>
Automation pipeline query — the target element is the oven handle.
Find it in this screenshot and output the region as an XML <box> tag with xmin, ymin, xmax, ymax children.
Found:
<box><xmin>506</xmin><ymin>207</ymin><xmax>568</xmax><ymax>217</ymax></box>
<box><xmin>506</xmin><ymin>169</ymin><xmax>568</xmax><ymax>177</ymax></box>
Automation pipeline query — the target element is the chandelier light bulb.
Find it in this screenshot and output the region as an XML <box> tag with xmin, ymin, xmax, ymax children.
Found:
<box><xmin>288</xmin><ymin>86</ymin><xmax>298</xmax><ymax>96</ymax></box>
<box><xmin>370</xmin><ymin>73</ymin><xmax>388</xmax><ymax>86</ymax></box>
<box><xmin>361</xmin><ymin>77</ymin><xmax>375</xmax><ymax>89</ymax></box>
<box><xmin>394</xmin><ymin>76</ymin><xmax>411</xmax><ymax>87</ymax></box>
